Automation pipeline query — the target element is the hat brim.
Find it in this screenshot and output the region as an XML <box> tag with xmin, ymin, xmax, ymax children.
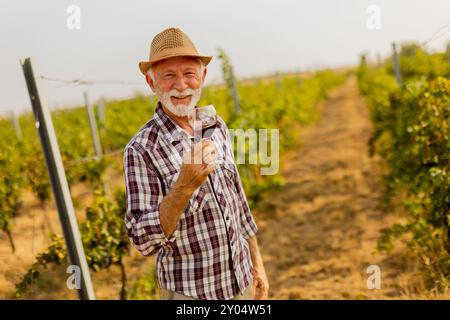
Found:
<box><xmin>139</xmin><ymin>54</ymin><xmax>213</xmax><ymax>75</ymax></box>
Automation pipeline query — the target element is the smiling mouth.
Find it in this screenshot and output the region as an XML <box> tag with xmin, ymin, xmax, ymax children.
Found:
<box><xmin>171</xmin><ymin>95</ymin><xmax>192</xmax><ymax>102</ymax></box>
<box><xmin>172</xmin><ymin>95</ymin><xmax>191</xmax><ymax>99</ymax></box>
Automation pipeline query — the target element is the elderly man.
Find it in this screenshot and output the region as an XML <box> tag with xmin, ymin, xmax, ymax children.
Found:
<box><xmin>123</xmin><ymin>27</ymin><xmax>268</xmax><ymax>300</ymax></box>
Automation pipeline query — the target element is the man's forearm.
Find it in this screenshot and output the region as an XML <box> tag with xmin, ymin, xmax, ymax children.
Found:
<box><xmin>247</xmin><ymin>235</ymin><xmax>264</xmax><ymax>269</ymax></box>
<box><xmin>247</xmin><ymin>235</ymin><xmax>269</xmax><ymax>299</ymax></box>
<box><xmin>159</xmin><ymin>181</ymin><xmax>195</xmax><ymax>238</ymax></box>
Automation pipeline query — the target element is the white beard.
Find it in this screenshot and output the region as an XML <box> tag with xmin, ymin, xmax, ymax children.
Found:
<box><xmin>156</xmin><ymin>86</ymin><xmax>202</xmax><ymax>117</ymax></box>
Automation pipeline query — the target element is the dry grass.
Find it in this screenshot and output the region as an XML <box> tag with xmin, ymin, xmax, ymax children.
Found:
<box><xmin>254</xmin><ymin>77</ymin><xmax>449</xmax><ymax>300</ymax></box>
<box><xmin>1</xmin><ymin>76</ymin><xmax>447</xmax><ymax>300</ymax></box>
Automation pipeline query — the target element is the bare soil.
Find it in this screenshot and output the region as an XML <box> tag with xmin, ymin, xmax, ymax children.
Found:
<box><xmin>253</xmin><ymin>77</ymin><xmax>445</xmax><ymax>299</ymax></box>
<box><xmin>1</xmin><ymin>76</ymin><xmax>446</xmax><ymax>299</ymax></box>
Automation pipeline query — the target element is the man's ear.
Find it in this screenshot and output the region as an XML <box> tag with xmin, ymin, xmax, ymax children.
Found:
<box><xmin>145</xmin><ymin>73</ymin><xmax>156</xmax><ymax>92</ymax></box>
<box><xmin>201</xmin><ymin>67</ymin><xmax>207</xmax><ymax>83</ymax></box>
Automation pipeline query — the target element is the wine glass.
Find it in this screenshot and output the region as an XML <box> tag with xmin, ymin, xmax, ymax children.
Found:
<box><xmin>188</xmin><ymin>104</ymin><xmax>218</xmax><ymax>139</ymax></box>
<box><xmin>188</xmin><ymin>105</ymin><xmax>223</xmax><ymax>163</ymax></box>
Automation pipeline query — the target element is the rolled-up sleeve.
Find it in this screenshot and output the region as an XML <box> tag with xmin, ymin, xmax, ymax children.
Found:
<box><xmin>123</xmin><ymin>145</ymin><xmax>178</xmax><ymax>256</ymax></box>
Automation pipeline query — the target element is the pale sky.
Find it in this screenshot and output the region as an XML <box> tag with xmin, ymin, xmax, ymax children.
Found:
<box><xmin>1</xmin><ymin>0</ymin><xmax>449</xmax><ymax>114</ymax></box>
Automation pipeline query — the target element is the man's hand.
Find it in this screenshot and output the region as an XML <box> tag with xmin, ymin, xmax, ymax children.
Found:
<box><xmin>247</xmin><ymin>236</ymin><xmax>269</xmax><ymax>300</ymax></box>
<box><xmin>159</xmin><ymin>140</ymin><xmax>216</xmax><ymax>238</ymax></box>
<box><xmin>253</xmin><ymin>264</ymin><xmax>269</xmax><ymax>300</ymax></box>
<box><xmin>176</xmin><ymin>139</ymin><xmax>217</xmax><ymax>191</ymax></box>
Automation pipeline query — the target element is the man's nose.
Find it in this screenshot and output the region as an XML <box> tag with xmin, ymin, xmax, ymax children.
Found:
<box><xmin>172</xmin><ymin>75</ymin><xmax>189</xmax><ymax>92</ymax></box>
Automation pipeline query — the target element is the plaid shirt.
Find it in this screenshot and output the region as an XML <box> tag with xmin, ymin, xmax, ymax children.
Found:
<box><xmin>123</xmin><ymin>102</ymin><xmax>258</xmax><ymax>300</ymax></box>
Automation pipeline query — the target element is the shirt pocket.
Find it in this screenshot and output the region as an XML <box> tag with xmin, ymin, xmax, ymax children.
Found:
<box><xmin>173</xmin><ymin>184</ymin><xmax>211</xmax><ymax>240</ymax></box>
<box><xmin>161</xmin><ymin>169</ymin><xmax>180</xmax><ymax>191</ymax></box>
<box><xmin>170</xmin><ymin>185</ymin><xmax>212</xmax><ymax>255</ymax></box>
<box><xmin>219</xmin><ymin>163</ymin><xmax>238</xmax><ymax>193</ymax></box>
<box><xmin>216</xmin><ymin>163</ymin><xmax>242</xmax><ymax>216</ymax></box>
<box><xmin>161</xmin><ymin>167</ymin><xmax>210</xmax><ymax>220</ymax></box>
<box><xmin>187</xmin><ymin>184</ymin><xmax>210</xmax><ymax>215</ymax></box>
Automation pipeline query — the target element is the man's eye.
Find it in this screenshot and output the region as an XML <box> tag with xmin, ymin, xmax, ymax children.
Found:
<box><xmin>185</xmin><ymin>72</ymin><xmax>196</xmax><ymax>77</ymax></box>
<box><xmin>163</xmin><ymin>74</ymin><xmax>174</xmax><ymax>79</ymax></box>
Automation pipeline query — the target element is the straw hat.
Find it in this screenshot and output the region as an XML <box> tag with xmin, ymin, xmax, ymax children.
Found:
<box><xmin>139</xmin><ymin>27</ymin><xmax>213</xmax><ymax>75</ymax></box>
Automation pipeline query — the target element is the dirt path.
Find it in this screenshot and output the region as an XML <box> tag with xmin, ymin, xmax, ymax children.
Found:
<box><xmin>254</xmin><ymin>76</ymin><xmax>426</xmax><ymax>299</ymax></box>
<box><xmin>1</xmin><ymin>76</ymin><xmax>439</xmax><ymax>299</ymax></box>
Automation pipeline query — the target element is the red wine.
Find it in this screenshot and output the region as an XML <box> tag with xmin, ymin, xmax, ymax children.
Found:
<box><xmin>202</xmin><ymin>122</ymin><xmax>217</xmax><ymax>138</ymax></box>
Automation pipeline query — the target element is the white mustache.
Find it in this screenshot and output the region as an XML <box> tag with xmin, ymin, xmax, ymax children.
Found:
<box><xmin>156</xmin><ymin>85</ymin><xmax>202</xmax><ymax>117</ymax></box>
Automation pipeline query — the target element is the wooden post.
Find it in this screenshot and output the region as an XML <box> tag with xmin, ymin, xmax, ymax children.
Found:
<box><xmin>217</xmin><ymin>48</ymin><xmax>240</xmax><ymax>113</ymax></box>
<box><xmin>376</xmin><ymin>53</ymin><xmax>382</xmax><ymax>69</ymax></box>
<box><xmin>275</xmin><ymin>71</ymin><xmax>283</xmax><ymax>89</ymax></box>
<box><xmin>228</xmin><ymin>66</ymin><xmax>240</xmax><ymax>113</ymax></box>
<box><xmin>446</xmin><ymin>43</ymin><xmax>450</xmax><ymax>63</ymax></box>
<box><xmin>84</xmin><ymin>92</ymin><xmax>109</xmax><ymax>194</ymax></box>
<box><xmin>392</xmin><ymin>42</ymin><xmax>402</xmax><ymax>85</ymax></box>
<box><xmin>83</xmin><ymin>91</ymin><xmax>103</xmax><ymax>159</ymax></box>
<box><xmin>96</xmin><ymin>98</ymin><xmax>106</xmax><ymax>126</ymax></box>
<box><xmin>20</xmin><ymin>57</ymin><xmax>95</xmax><ymax>300</ymax></box>
<box><xmin>10</xmin><ymin>111</ymin><xmax>22</xmax><ymax>141</ymax></box>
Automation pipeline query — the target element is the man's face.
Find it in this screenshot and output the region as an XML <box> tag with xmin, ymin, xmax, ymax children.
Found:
<box><xmin>147</xmin><ymin>56</ymin><xmax>207</xmax><ymax>117</ymax></box>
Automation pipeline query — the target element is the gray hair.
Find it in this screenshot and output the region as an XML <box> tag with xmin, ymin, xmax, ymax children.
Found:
<box><xmin>147</xmin><ymin>57</ymin><xmax>204</xmax><ymax>83</ymax></box>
